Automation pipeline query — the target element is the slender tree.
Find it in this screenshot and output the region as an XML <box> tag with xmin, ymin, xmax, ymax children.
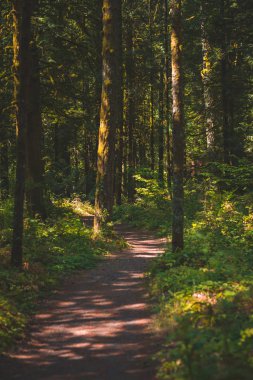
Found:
<box><xmin>158</xmin><ymin>65</ymin><xmax>164</xmax><ymax>185</ymax></box>
<box><xmin>11</xmin><ymin>0</ymin><xmax>32</xmax><ymax>267</ymax></box>
<box><xmin>0</xmin><ymin>112</ymin><xmax>9</xmax><ymax>200</ymax></box>
<box><xmin>201</xmin><ymin>0</ymin><xmax>216</xmax><ymax>159</ymax></box>
<box><xmin>171</xmin><ymin>0</ymin><xmax>185</xmax><ymax>252</ymax></box>
<box><xmin>115</xmin><ymin>1</ymin><xmax>123</xmax><ymax>205</ymax></box>
<box><xmin>94</xmin><ymin>0</ymin><xmax>120</xmax><ymax>231</ymax></box>
<box><xmin>125</xmin><ymin>17</ymin><xmax>135</xmax><ymax>203</ymax></box>
<box><xmin>220</xmin><ymin>0</ymin><xmax>235</xmax><ymax>164</ymax></box>
<box><xmin>26</xmin><ymin>17</ymin><xmax>46</xmax><ymax>218</ymax></box>
<box><xmin>164</xmin><ymin>0</ymin><xmax>171</xmax><ymax>191</ymax></box>
<box><xmin>0</xmin><ymin>30</ymin><xmax>10</xmax><ymax>200</ymax></box>
<box><xmin>149</xmin><ymin>0</ymin><xmax>155</xmax><ymax>172</ymax></box>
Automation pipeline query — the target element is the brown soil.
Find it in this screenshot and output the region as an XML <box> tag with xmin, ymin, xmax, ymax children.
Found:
<box><xmin>0</xmin><ymin>225</ymin><xmax>165</xmax><ymax>380</ymax></box>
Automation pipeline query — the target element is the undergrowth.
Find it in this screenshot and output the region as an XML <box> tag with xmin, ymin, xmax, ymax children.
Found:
<box><xmin>113</xmin><ymin>173</ymin><xmax>172</xmax><ymax>235</ymax></box>
<box><xmin>114</xmin><ymin>165</ymin><xmax>253</xmax><ymax>380</ymax></box>
<box><xmin>0</xmin><ymin>198</ymin><xmax>123</xmax><ymax>353</ymax></box>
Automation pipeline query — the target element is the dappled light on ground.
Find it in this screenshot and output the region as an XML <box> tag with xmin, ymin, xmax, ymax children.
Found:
<box><xmin>0</xmin><ymin>228</ymin><xmax>165</xmax><ymax>380</ymax></box>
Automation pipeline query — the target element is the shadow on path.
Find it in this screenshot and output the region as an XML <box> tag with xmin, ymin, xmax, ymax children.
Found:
<box><xmin>0</xmin><ymin>226</ymin><xmax>165</xmax><ymax>380</ymax></box>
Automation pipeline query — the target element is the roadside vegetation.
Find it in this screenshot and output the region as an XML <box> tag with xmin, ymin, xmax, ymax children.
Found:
<box><xmin>0</xmin><ymin>199</ymin><xmax>122</xmax><ymax>353</ymax></box>
<box><xmin>115</xmin><ymin>165</ymin><xmax>253</xmax><ymax>380</ymax></box>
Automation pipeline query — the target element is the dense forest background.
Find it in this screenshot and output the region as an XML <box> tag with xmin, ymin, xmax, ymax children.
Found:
<box><xmin>0</xmin><ymin>0</ymin><xmax>253</xmax><ymax>379</ymax></box>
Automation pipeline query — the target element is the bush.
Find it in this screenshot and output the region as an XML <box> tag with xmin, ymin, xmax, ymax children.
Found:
<box><xmin>113</xmin><ymin>172</ymin><xmax>171</xmax><ymax>235</ymax></box>
<box><xmin>150</xmin><ymin>188</ymin><xmax>253</xmax><ymax>380</ymax></box>
<box><xmin>113</xmin><ymin>168</ymin><xmax>253</xmax><ymax>379</ymax></box>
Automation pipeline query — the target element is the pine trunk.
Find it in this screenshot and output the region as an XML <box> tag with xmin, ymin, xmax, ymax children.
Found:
<box><xmin>0</xmin><ymin>115</ymin><xmax>9</xmax><ymax>200</ymax></box>
<box><xmin>11</xmin><ymin>0</ymin><xmax>32</xmax><ymax>267</ymax></box>
<box><xmin>201</xmin><ymin>0</ymin><xmax>216</xmax><ymax>158</ymax></box>
<box><xmin>26</xmin><ymin>37</ymin><xmax>46</xmax><ymax>219</ymax></box>
<box><xmin>164</xmin><ymin>0</ymin><xmax>172</xmax><ymax>191</ymax></box>
<box><xmin>126</xmin><ymin>21</ymin><xmax>135</xmax><ymax>203</ymax></box>
<box><xmin>149</xmin><ymin>0</ymin><xmax>155</xmax><ymax>172</ymax></box>
<box><xmin>220</xmin><ymin>0</ymin><xmax>235</xmax><ymax>164</ymax></box>
<box><xmin>94</xmin><ymin>0</ymin><xmax>120</xmax><ymax>231</ymax></box>
<box><xmin>115</xmin><ymin>2</ymin><xmax>123</xmax><ymax>206</ymax></box>
<box><xmin>158</xmin><ymin>66</ymin><xmax>164</xmax><ymax>186</ymax></box>
<box><xmin>171</xmin><ymin>0</ymin><xmax>185</xmax><ymax>252</ymax></box>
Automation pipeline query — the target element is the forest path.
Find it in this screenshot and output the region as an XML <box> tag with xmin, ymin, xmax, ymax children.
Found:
<box><xmin>0</xmin><ymin>224</ymin><xmax>165</xmax><ymax>380</ymax></box>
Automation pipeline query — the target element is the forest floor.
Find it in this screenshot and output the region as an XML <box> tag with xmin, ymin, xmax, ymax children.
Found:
<box><xmin>0</xmin><ymin>223</ymin><xmax>165</xmax><ymax>380</ymax></box>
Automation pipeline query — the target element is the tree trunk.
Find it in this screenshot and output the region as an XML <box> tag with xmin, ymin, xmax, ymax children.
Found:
<box><xmin>0</xmin><ymin>113</ymin><xmax>9</xmax><ymax>200</ymax></box>
<box><xmin>171</xmin><ymin>0</ymin><xmax>185</xmax><ymax>252</ymax></box>
<box><xmin>11</xmin><ymin>0</ymin><xmax>32</xmax><ymax>268</ymax></box>
<box><xmin>220</xmin><ymin>0</ymin><xmax>234</xmax><ymax>164</ymax></box>
<box><xmin>201</xmin><ymin>0</ymin><xmax>216</xmax><ymax>159</ymax></box>
<box><xmin>94</xmin><ymin>0</ymin><xmax>120</xmax><ymax>232</ymax></box>
<box><xmin>149</xmin><ymin>0</ymin><xmax>155</xmax><ymax>173</ymax></box>
<box><xmin>26</xmin><ymin>36</ymin><xmax>46</xmax><ymax>219</ymax></box>
<box><xmin>126</xmin><ymin>20</ymin><xmax>135</xmax><ymax>203</ymax></box>
<box><xmin>0</xmin><ymin>35</ymin><xmax>9</xmax><ymax>200</ymax></box>
<box><xmin>164</xmin><ymin>0</ymin><xmax>172</xmax><ymax>191</ymax></box>
<box><xmin>115</xmin><ymin>2</ymin><xmax>123</xmax><ymax>206</ymax></box>
<box><xmin>150</xmin><ymin>83</ymin><xmax>155</xmax><ymax>173</ymax></box>
<box><xmin>158</xmin><ymin>66</ymin><xmax>164</xmax><ymax>186</ymax></box>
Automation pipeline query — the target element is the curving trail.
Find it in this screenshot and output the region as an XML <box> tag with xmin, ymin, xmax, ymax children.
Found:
<box><xmin>0</xmin><ymin>226</ymin><xmax>165</xmax><ymax>380</ymax></box>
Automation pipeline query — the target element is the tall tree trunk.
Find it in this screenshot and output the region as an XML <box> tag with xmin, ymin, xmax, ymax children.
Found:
<box><xmin>201</xmin><ymin>0</ymin><xmax>216</xmax><ymax>159</ymax></box>
<box><xmin>0</xmin><ymin>37</ymin><xmax>9</xmax><ymax>200</ymax></box>
<box><xmin>149</xmin><ymin>83</ymin><xmax>155</xmax><ymax>172</ymax></box>
<box><xmin>164</xmin><ymin>0</ymin><xmax>172</xmax><ymax>191</ymax></box>
<box><xmin>0</xmin><ymin>114</ymin><xmax>9</xmax><ymax>200</ymax></box>
<box><xmin>26</xmin><ymin>37</ymin><xmax>46</xmax><ymax>219</ymax></box>
<box><xmin>94</xmin><ymin>0</ymin><xmax>120</xmax><ymax>231</ymax></box>
<box><xmin>11</xmin><ymin>0</ymin><xmax>32</xmax><ymax>267</ymax></box>
<box><xmin>220</xmin><ymin>0</ymin><xmax>234</xmax><ymax>164</ymax></box>
<box><xmin>126</xmin><ymin>20</ymin><xmax>135</xmax><ymax>203</ymax></box>
<box><xmin>149</xmin><ymin>0</ymin><xmax>155</xmax><ymax>172</ymax></box>
<box><xmin>171</xmin><ymin>0</ymin><xmax>185</xmax><ymax>252</ymax></box>
<box><xmin>158</xmin><ymin>65</ymin><xmax>164</xmax><ymax>185</ymax></box>
<box><xmin>115</xmin><ymin>1</ymin><xmax>123</xmax><ymax>206</ymax></box>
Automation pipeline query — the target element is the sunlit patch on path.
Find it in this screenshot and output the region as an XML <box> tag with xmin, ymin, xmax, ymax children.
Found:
<box><xmin>0</xmin><ymin>227</ymin><xmax>165</xmax><ymax>380</ymax></box>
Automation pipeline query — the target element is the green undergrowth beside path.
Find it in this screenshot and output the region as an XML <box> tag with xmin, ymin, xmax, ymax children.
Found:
<box><xmin>0</xmin><ymin>198</ymin><xmax>123</xmax><ymax>353</ymax></box>
<box><xmin>114</xmin><ymin>166</ymin><xmax>253</xmax><ymax>380</ymax></box>
<box><xmin>113</xmin><ymin>174</ymin><xmax>173</xmax><ymax>234</ymax></box>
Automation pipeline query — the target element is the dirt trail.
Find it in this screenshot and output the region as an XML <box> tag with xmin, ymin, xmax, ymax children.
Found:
<box><xmin>0</xmin><ymin>226</ymin><xmax>165</xmax><ymax>380</ymax></box>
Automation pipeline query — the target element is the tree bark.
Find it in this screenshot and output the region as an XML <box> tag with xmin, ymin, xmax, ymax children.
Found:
<box><xmin>158</xmin><ymin>66</ymin><xmax>164</xmax><ymax>186</ymax></box>
<box><xmin>149</xmin><ymin>0</ymin><xmax>155</xmax><ymax>173</ymax></box>
<box><xmin>94</xmin><ymin>0</ymin><xmax>120</xmax><ymax>231</ymax></box>
<box><xmin>11</xmin><ymin>0</ymin><xmax>32</xmax><ymax>267</ymax></box>
<box><xmin>125</xmin><ymin>20</ymin><xmax>135</xmax><ymax>203</ymax></box>
<box><xmin>0</xmin><ymin>34</ymin><xmax>10</xmax><ymax>200</ymax></box>
<box><xmin>164</xmin><ymin>0</ymin><xmax>172</xmax><ymax>191</ymax></box>
<box><xmin>0</xmin><ymin>113</ymin><xmax>9</xmax><ymax>200</ymax></box>
<box><xmin>201</xmin><ymin>0</ymin><xmax>216</xmax><ymax>159</ymax></box>
<box><xmin>171</xmin><ymin>0</ymin><xmax>185</xmax><ymax>252</ymax></box>
<box><xmin>26</xmin><ymin>35</ymin><xmax>46</xmax><ymax>219</ymax></box>
<box><xmin>115</xmin><ymin>2</ymin><xmax>123</xmax><ymax>206</ymax></box>
<box><xmin>220</xmin><ymin>0</ymin><xmax>235</xmax><ymax>164</ymax></box>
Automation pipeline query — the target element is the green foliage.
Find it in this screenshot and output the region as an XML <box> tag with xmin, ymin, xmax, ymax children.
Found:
<box><xmin>150</xmin><ymin>184</ymin><xmax>253</xmax><ymax>380</ymax></box>
<box><xmin>0</xmin><ymin>199</ymin><xmax>119</xmax><ymax>352</ymax></box>
<box><xmin>201</xmin><ymin>161</ymin><xmax>253</xmax><ymax>193</ymax></box>
<box><xmin>114</xmin><ymin>173</ymin><xmax>171</xmax><ymax>234</ymax></box>
<box><xmin>114</xmin><ymin>169</ymin><xmax>253</xmax><ymax>379</ymax></box>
